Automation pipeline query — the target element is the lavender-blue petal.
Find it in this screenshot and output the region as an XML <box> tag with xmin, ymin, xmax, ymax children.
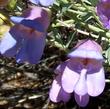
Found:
<box><xmin>27</xmin><ymin>34</ymin><xmax>46</xmax><ymax>64</ymax></box>
<box><xmin>0</xmin><ymin>32</ymin><xmax>17</xmax><ymax>56</ymax></box>
<box><xmin>21</xmin><ymin>19</ymin><xmax>44</xmax><ymax>32</ymax></box>
<box><xmin>29</xmin><ymin>0</ymin><xmax>39</xmax><ymax>4</ymax></box>
<box><xmin>10</xmin><ymin>16</ymin><xmax>25</xmax><ymax>24</ymax></box>
<box><xmin>16</xmin><ymin>33</ymin><xmax>46</xmax><ymax>64</ymax></box>
<box><xmin>16</xmin><ymin>39</ymin><xmax>28</xmax><ymax>63</ymax></box>
<box><xmin>39</xmin><ymin>0</ymin><xmax>54</xmax><ymax>6</ymax></box>
<box><xmin>2</xmin><ymin>25</ymin><xmax>23</xmax><ymax>57</ymax></box>
<box><xmin>96</xmin><ymin>0</ymin><xmax>110</xmax><ymax>29</ymax></box>
<box><xmin>29</xmin><ymin>0</ymin><xmax>54</xmax><ymax>6</ymax></box>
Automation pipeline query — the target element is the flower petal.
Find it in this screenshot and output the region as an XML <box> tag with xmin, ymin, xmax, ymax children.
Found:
<box><xmin>68</xmin><ymin>40</ymin><xmax>103</xmax><ymax>60</ymax></box>
<box><xmin>58</xmin><ymin>88</ymin><xmax>70</xmax><ymax>103</ymax></box>
<box><xmin>29</xmin><ymin>0</ymin><xmax>39</xmax><ymax>4</ymax></box>
<box><xmin>22</xmin><ymin>7</ymin><xmax>50</xmax><ymax>30</ymax></box>
<box><xmin>54</xmin><ymin>60</ymin><xmax>69</xmax><ymax>74</ymax></box>
<box><xmin>16</xmin><ymin>32</ymin><xmax>46</xmax><ymax>64</ymax></box>
<box><xmin>49</xmin><ymin>77</ymin><xmax>62</xmax><ymax>102</ymax></box>
<box><xmin>62</xmin><ymin>65</ymin><xmax>79</xmax><ymax>93</ymax></box>
<box><xmin>0</xmin><ymin>32</ymin><xmax>16</xmax><ymax>55</ymax></box>
<box><xmin>74</xmin><ymin>69</ymin><xmax>87</xmax><ymax>96</ymax></box>
<box><xmin>27</xmin><ymin>34</ymin><xmax>46</xmax><ymax>64</ymax></box>
<box><xmin>96</xmin><ymin>0</ymin><xmax>110</xmax><ymax>29</ymax></box>
<box><xmin>68</xmin><ymin>50</ymin><xmax>103</xmax><ymax>60</ymax></box>
<box><xmin>49</xmin><ymin>73</ymin><xmax>70</xmax><ymax>103</ymax></box>
<box><xmin>10</xmin><ymin>16</ymin><xmax>25</xmax><ymax>24</ymax></box>
<box><xmin>29</xmin><ymin>0</ymin><xmax>54</xmax><ymax>6</ymax></box>
<box><xmin>39</xmin><ymin>0</ymin><xmax>54</xmax><ymax>6</ymax></box>
<box><xmin>16</xmin><ymin>39</ymin><xmax>28</xmax><ymax>63</ymax></box>
<box><xmin>21</xmin><ymin>19</ymin><xmax>44</xmax><ymax>32</ymax></box>
<box><xmin>87</xmin><ymin>67</ymin><xmax>105</xmax><ymax>96</ymax></box>
<box><xmin>74</xmin><ymin>93</ymin><xmax>89</xmax><ymax>107</ymax></box>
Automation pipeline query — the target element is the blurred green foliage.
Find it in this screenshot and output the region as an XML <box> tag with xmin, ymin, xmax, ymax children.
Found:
<box><xmin>6</xmin><ymin>0</ymin><xmax>17</xmax><ymax>11</ymax></box>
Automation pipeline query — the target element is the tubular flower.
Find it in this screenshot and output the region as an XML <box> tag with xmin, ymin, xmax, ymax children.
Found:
<box><xmin>49</xmin><ymin>40</ymin><xmax>105</xmax><ymax>107</ymax></box>
<box><xmin>96</xmin><ymin>0</ymin><xmax>110</xmax><ymax>29</ymax></box>
<box><xmin>0</xmin><ymin>6</ymin><xmax>50</xmax><ymax>64</ymax></box>
<box><xmin>29</xmin><ymin>0</ymin><xmax>55</xmax><ymax>6</ymax></box>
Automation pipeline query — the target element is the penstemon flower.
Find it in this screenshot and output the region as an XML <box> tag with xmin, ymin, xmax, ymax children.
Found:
<box><xmin>49</xmin><ymin>40</ymin><xmax>105</xmax><ymax>107</ymax></box>
<box><xmin>0</xmin><ymin>6</ymin><xmax>50</xmax><ymax>64</ymax></box>
<box><xmin>29</xmin><ymin>0</ymin><xmax>55</xmax><ymax>6</ymax></box>
<box><xmin>96</xmin><ymin>0</ymin><xmax>110</xmax><ymax>29</ymax></box>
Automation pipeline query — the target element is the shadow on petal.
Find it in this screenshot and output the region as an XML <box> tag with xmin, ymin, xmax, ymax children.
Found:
<box><xmin>49</xmin><ymin>71</ymin><xmax>70</xmax><ymax>103</ymax></box>
<box><xmin>26</xmin><ymin>33</ymin><xmax>46</xmax><ymax>64</ymax></box>
<box><xmin>74</xmin><ymin>93</ymin><xmax>89</xmax><ymax>107</ymax></box>
<box><xmin>15</xmin><ymin>30</ymin><xmax>46</xmax><ymax>64</ymax></box>
<box><xmin>16</xmin><ymin>39</ymin><xmax>28</xmax><ymax>63</ymax></box>
<box><xmin>21</xmin><ymin>19</ymin><xmax>45</xmax><ymax>32</ymax></box>
<box><xmin>54</xmin><ymin>60</ymin><xmax>69</xmax><ymax>74</ymax></box>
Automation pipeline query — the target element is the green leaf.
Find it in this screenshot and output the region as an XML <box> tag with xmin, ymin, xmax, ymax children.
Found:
<box><xmin>6</xmin><ymin>0</ymin><xmax>17</xmax><ymax>11</ymax></box>
<box><xmin>105</xmin><ymin>47</ymin><xmax>110</xmax><ymax>65</ymax></box>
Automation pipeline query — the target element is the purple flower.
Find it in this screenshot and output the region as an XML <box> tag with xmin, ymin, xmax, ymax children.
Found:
<box><xmin>0</xmin><ymin>7</ymin><xmax>50</xmax><ymax>64</ymax></box>
<box><xmin>96</xmin><ymin>0</ymin><xmax>110</xmax><ymax>29</ymax></box>
<box><xmin>49</xmin><ymin>40</ymin><xmax>105</xmax><ymax>107</ymax></box>
<box><xmin>29</xmin><ymin>0</ymin><xmax>54</xmax><ymax>6</ymax></box>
